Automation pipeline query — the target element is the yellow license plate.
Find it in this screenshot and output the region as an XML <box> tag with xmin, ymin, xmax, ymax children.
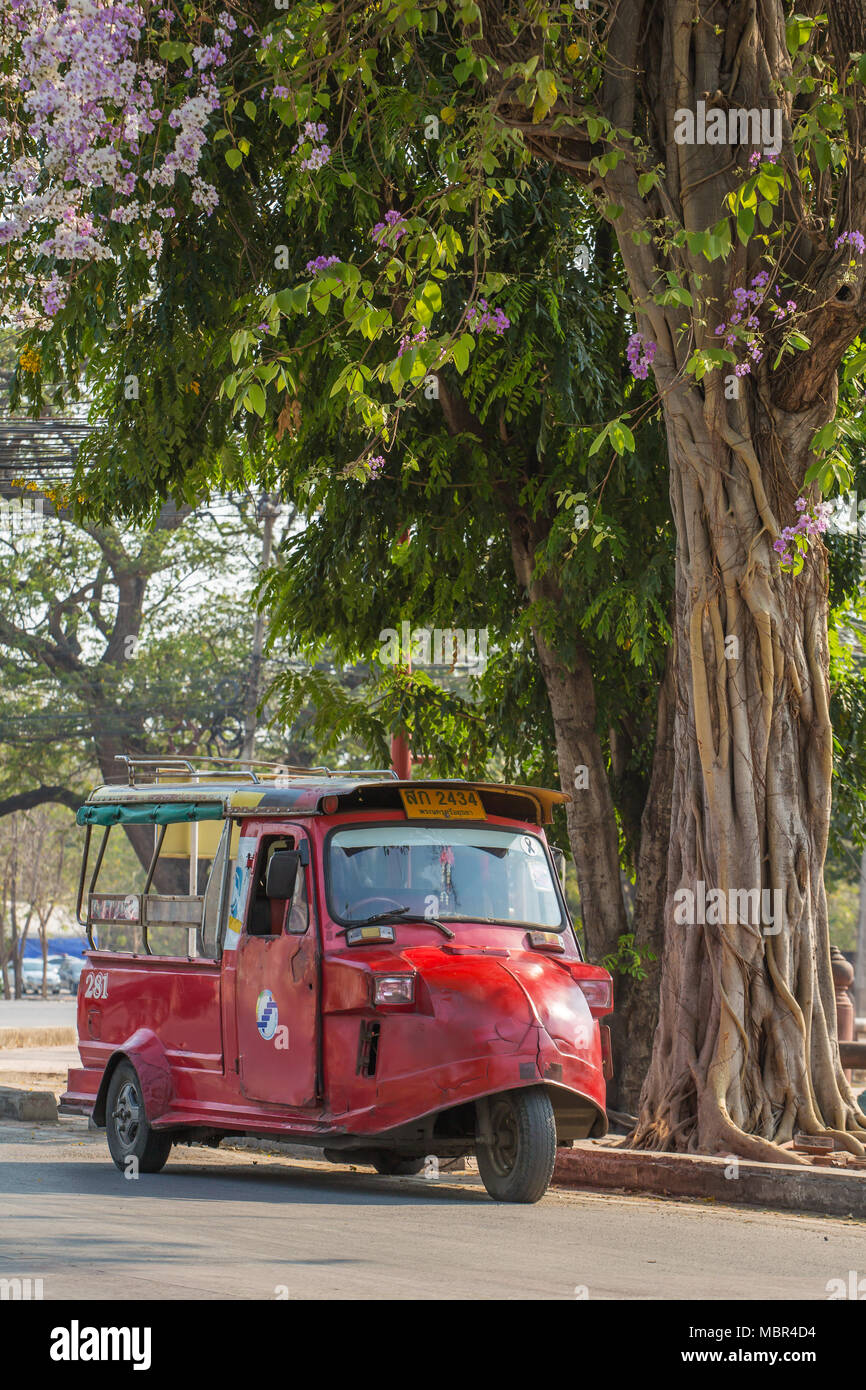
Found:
<box><xmin>400</xmin><ymin>787</ymin><xmax>486</xmax><ymax>820</ymax></box>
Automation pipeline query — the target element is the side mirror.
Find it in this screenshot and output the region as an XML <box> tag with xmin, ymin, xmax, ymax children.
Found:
<box><xmin>550</xmin><ymin>846</ymin><xmax>567</xmax><ymax>889</ymax></box>
<box><xmin>266</xmin><ymin>849</ymin><xmax>301</xmax><ymax>900</ymax></box>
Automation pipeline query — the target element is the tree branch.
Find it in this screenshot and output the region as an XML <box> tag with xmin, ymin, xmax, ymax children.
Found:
<box><xmin>0</xmin><ymin>786</ymin><xmax>81</xmax><ymax>818</ymax></box>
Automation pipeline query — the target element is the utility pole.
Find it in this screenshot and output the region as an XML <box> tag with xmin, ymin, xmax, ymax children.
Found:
<box><xmin>240</xmin><ymin>494</ymin><xmax>280</xmax><ymax>764</ymax></box>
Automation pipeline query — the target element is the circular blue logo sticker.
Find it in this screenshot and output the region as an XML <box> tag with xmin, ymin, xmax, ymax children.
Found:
<box><xmin>256</xmin><ymin>989</ymin><xmax>278</xmax><ymax>1041</ymax></box>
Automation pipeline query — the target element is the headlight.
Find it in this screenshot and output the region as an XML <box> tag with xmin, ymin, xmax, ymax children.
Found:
<box><xmin>372</xmin><ymin>974</ymin><xmax>415</xmax><ymax>1005</ymax></box>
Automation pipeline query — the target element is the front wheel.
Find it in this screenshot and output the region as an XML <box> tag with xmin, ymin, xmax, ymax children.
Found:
<box><xmin>105</xmin><ymin>1061</ymin><xmax>172</xmax><ymax>1174</ymax></box>
<box><xmin>476</xmin><ymin>1087</ymin><xmax>556</xmax><ymax>1203</ymax></box>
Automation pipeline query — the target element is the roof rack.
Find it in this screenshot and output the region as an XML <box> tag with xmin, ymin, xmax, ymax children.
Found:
<box><xmin>114</xmin><ymin>755</ymin><xmax>398</xmax><ymax>787</ymax></box>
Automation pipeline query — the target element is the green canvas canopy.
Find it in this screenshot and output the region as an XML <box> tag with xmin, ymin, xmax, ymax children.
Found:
<box><xmin>76</xmin><ymin>802</ymin><xmax>225</xmax><ymax>827</ymax></box>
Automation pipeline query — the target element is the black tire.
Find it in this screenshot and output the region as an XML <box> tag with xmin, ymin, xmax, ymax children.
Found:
<box><xmin>476</xmin><ymin>1086</ymin><xmax>556</xmax><ymax>1203</ymax></box>
<box><xmin>105</xmin><ymin>1061</ymin><xmax>172</xmax><ymax>1174</ymax></box>
<box><xmin>370</xmin><ymin>1153</ymin><xmax>426</xmax><ymax>1176</ymax></box>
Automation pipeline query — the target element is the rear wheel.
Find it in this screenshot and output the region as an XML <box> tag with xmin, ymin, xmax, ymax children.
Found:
<box><xmin>476</xmin><ymin>1087</ymin><xmax>556</xmax><ymax>1203</ymax></box>
<box><xmin>105</xmin><ymin>1061</ymin><xmax>172</xmax><ymax>1174</ymax></box>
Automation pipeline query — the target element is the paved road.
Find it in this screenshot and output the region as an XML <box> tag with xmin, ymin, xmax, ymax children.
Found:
<box><xmin>0</xmin><ymin>1118</ymin><xmax>862</xmax><ymax>1300</ymax></box>
<box><xmin>0</xmin><ymin>998</ymin><xmax>77</xmax><ymax>1028</ymax></box>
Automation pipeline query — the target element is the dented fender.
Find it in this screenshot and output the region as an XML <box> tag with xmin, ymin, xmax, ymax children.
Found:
<box><xmin>92</xmin><ymin>1028</ymin><xmax>174</xmax><ymax>1127</ymax></box>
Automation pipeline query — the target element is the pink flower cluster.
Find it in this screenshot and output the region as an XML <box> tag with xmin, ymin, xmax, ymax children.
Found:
<box><xmin>773</xmin><ymin>496</ymin><xmax>832</xmax><ymax>568</ymax></box>
<box><xmin>467</xmin><ymin>298</ymin><xmax>510</xmax><ymax>336</ymax></box>
<box><xmin>626</xmin><ymin>331</ymin><xmax>656</xmax><ymax>379</ymax></box>
<box><xmin>372</xmin><ymin>210</ymin><xmax>408</xmax><ymax>246</ymax></box>
<box><xmin>292</xmin><ymin>122</ymin><xmax>330</xmax><ymax>171</ymax></box>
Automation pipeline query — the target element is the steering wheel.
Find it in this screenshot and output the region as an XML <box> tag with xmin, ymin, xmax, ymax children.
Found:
<box><xmin>350</xmin><ymin>896</ymin><xmax>406</xmax><ymax>917</ymax></box>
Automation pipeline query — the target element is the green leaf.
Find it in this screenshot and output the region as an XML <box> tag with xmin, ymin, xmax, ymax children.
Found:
<box><xmin>225</xmin><ymin>149</ymin><xmax>243</xmax><ymax>170</ymax></box>
<box><xmin>243</xmin><ymin>101</ymin><xmax>257</xmax><ymax>120</ymax></box>
<box><xmin>158</xmin><ymin>40</ymin><xmax>192</xmax><ymax>62</ymax></box>
<box><xmin>452</xmin><ymin>333</ymin><xmax>474</xmax><ymax>374</ymax></box>
<box><xmin>588</xmin><ymin>422</ymin><xmax>611</xmax><ymax>457</ymax></box>
<box><xmin>245</xmin><ymin>384</ymin><xmax>266</xmax><ymax>417</ymax></box>
<box><xmin>736</xmin><ymin>205</ymin><xmax>755</xmax><ymax>244</ymax></box>
<box><xmin>843</xmin><ymin>347</ymin><xmax>866</xmax><ymax>380</ymax></box>
<box><xmin>609</xmin><ymin>421</ymin><xmax>636</xmax><ymax>455</ymax></box>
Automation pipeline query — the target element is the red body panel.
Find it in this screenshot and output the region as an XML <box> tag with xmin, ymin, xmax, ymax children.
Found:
<box><xmin>62</xmin><ymin>810</ymin><xmax>611</xmax><ymax>1145</ymax></box>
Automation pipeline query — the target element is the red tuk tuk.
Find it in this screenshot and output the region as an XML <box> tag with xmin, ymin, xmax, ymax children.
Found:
<box><xmin>61</xmin><ymin>758</ymin><xmax>613</xmax><ymax>1203</ymax></box>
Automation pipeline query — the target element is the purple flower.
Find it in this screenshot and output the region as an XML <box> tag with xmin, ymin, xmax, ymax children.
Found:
<box><xmin>398</xmin><ymin>326</ymin><xmax>428</xmax><ymax>356</ymax></box>
<box><xmin>372</xmin><ymin>209</ymin><xmax>409</xmax><ymax>245</ymax></box>
<box><xmin>626</xmin><ymin>331</ymin><xmax>656</xmax><ymax>379</ymax></box>
<box><xmin>835</xmin><ymin>230</ymin><xmax>866</xmax><ymax>255</ymax></box>
<box><xmin>467</xmin><ymin>297</ymin><xmax>511</xmax><ymax>337</ymax></box>
<box><xmin>305</xmin><ymin>254</ymin><xmax>340</xmax><ymax>274</ymax></box>
<box><xmin>366</xmin><ymin>455</ymin><xmax>385</xmax><ymax>479</ymax></box>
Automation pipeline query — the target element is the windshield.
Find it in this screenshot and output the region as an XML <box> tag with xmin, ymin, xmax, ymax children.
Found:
<box><xmin>326</xmin><ymin>824</ymin><xmax>564</xmax><ymax>929</ymax></box>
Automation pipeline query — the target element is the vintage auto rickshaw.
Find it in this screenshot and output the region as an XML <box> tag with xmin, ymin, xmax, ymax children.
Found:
<box><xmin>61</xmin><ymin>758</ymin><xmax>613</xmax><ymax>1203</ymax></box>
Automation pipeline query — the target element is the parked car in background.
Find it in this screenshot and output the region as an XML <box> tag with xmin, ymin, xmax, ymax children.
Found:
<box><xmin>59</xmin><ymin>955</ymin><xmax>87</xmax><ymax>994</ymax></box>
<box><xmin>20</xmin><ymin>958</ymin><xmax>62</xmax><ymax>995</ymax></box>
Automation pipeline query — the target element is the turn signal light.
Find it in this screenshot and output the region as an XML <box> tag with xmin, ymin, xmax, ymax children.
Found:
<box><xmin>346</xmin><ymin>925</ymin><xmax>396</xmax><ymax>946</ymax></box>
<box><xmin>372</xmin><ymin>974</ymin><xmax>415</xmax><ymax>1005</ymax></box>
<box><xmin>528</xmin><ymin>930</ymin><xmax>565</xmax><ymax>953</ymax></box>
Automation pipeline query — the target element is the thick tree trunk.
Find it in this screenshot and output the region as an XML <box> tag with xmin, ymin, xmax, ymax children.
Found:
<box><xmin>632</xmin><ymin>384</ymin><xmax>866</xmax><ymax>1156</ymax></box>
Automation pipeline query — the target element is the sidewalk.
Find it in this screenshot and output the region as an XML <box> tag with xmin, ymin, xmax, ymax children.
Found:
<box><xmin>554</xmin><ymin>1141</ymin><xmax>866</xmax><ymax>1219</ymax></box>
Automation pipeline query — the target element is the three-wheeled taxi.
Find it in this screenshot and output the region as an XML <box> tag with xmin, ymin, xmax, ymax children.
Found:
<box><xmin>61</xmin><ymin>758</ymin><xmax>613</xmax><ymax>1203</ymax></box>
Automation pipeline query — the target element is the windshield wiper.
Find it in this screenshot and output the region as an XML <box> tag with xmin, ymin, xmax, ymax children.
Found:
<box><xmin>340</xmin><ymin>908</ymin><xmax>455</xmax><ymax>939</ymax></box>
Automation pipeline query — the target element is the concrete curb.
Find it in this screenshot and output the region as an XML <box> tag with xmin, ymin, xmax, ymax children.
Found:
<box><xmin>0</xmin><ymin>1085</ymin><xmax>58</xmax><ymax>1122</ymax></box>
<box><xmin>553</xmin><ymin>1143</ymin><xmax>866</xmax><ymax>1219</ymax></box>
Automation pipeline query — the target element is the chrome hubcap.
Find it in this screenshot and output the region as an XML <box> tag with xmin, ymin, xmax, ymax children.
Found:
<box><xmin>112</xmin><ymin>1080</ymin><xmax>141</xmax><ymax>1149</ymax></box>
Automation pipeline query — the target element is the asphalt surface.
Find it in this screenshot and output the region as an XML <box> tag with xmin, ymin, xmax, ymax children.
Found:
<box><xmin>0</xmin><ymin>1117</ymin><xmax>863</xmax><ymax>1300</ymax></box>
